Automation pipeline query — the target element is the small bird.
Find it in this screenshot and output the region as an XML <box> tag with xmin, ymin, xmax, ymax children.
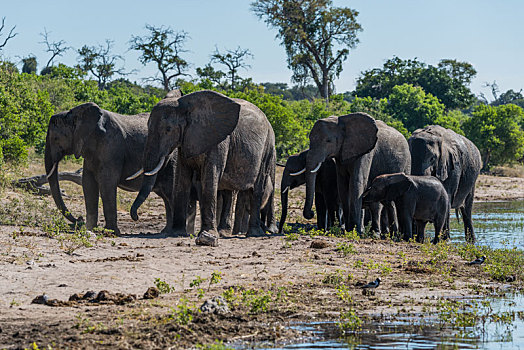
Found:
<box><xmin>361</xmin><ymin>278</ymin><xmax>381</xmax><ymax>289</ymax></box>
<box><xmin>466</xmin><ymin>256</ymin><xmax>486</xmax><ymax>265</ymax></box>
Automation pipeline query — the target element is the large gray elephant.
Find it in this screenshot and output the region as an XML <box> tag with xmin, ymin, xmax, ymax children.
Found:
<box><xmin>363</xmin><ymin>173</ymin><xmax>450</xmax><ymax>243</ymax></box>
<box><xmin>409</xmin><ymin>125</ymin><xmax>482</xmax><ymax>242</ymax></box>
<box><xmin>44</xmin><ymin>102</ymin><xmax>176</xmax><ymax>235</ymax></box>
<box><xmin>130</xmin><ymin>90</ymin><xmax>276</xmax><ymax>242</ymax></box>
<box><xmin>278</xmin><ymin>150</ymin><xmax>341</xmax><ymax>233</ymax></box>
<box><xmin>303</xmin><ymin>113</ymin><xmax>411</xmax><ymax>233</ymax></box>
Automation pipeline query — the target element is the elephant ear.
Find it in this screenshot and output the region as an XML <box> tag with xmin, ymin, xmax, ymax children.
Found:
<box><xmin>339</xmin><ymin>113</ymin><xmax>378</xmax><ymax>164</ymax></box>
<box><xmin>385</xmin><ymin>173</ymin><xmax>415</xmax><ymax>200</ymax></box>
<box><xmin>436</xmin><ymin>139</ymin><xmax>458</xmax><ymax>181</ymax></box>
<box><xmin>180</xmin><ymin>90</ymin><xmax>241</xmax><ymax>159</ymax></box>
<box><xmin>72</xmin><ymin>103</ymin><xmax>104</xmax><ymax>158</ymax></box>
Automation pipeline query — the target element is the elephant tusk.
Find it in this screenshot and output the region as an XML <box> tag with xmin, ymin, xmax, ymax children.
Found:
<box><xmin>282</xmin><ymin>186</ymin><xmax>289</xmax><ymax>194</ymax></box>
<box><xmin>310</xmin><ymin>162</ymin><xmax>322</xmax><ymax>173</ymax></box>
<box><xmin>290</xmin><ymin>168</ymin><xmax>306</xmax><ymax>176</ymax></box>
<box><xmin>46</xmin><ymin>163</ymin><xmax>57</xmax><ymax>180</ymax></box>
<box><xmin>145</xmin><ymin>157</ymin><xmax>165</xmax><ymax>176</ymax></box>
<box><xmin>126</xmin><ymin>168</ymin><xmax>144</xmax><ymax>181</ymax></box>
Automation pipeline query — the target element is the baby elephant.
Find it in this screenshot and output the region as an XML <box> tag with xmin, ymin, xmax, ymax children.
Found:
<box><xmin>363</xmin><ymin>173</ymin><xmax>450</xmax><ymax>243</ymax></box>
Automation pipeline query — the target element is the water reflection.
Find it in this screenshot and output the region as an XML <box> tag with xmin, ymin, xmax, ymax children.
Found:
<box><xmin>263</xmin><ymin>201</ymin><xmax>524</xmax><ymax>350</ymax></box>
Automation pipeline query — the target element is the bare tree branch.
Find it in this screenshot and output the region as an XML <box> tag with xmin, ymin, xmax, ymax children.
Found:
<box><xmin>0</xmin><ymin>17</ymin><xmax>18</xmax><ymax>50</ymax></box>
<box><xmin>39</xmin><ymin>28</ymin><xmax>70</xmax><ymax>68</ymax></box>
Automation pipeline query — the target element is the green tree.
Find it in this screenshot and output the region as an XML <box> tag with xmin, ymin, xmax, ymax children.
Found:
<box><xmin>463</xmin><ymin>104</ymin><xmax>524</xmax><ymax>169</ymax></box>
<box><xmin>22</xmin><ymin>56</ymin><xmax>37</xmax><ymax>74</ymax></box>
<box><xmin>252</xmin><ymin>0</ymin><xmax>362</xmax><ymax>102</ymax></box>
<box><xmin>385</xmin><ymin>84</ymin><xmax>445</xmax><ymax>132</ymax></box>
<box><xmin>355</xmin><ymin>57</ymin><xmax>476</xmax><ymax>110</ymax></box>
<box><xmin>77</xmin><ymin>40</ymin><xmax>125</xmax><ymax>90</ymax></box>
<box><xmin>129</xmin><ymin>25</ymin><xmax>190</xmax><ymax>91</ymax></box>
<box><xmin>196</xmin><ymin>64</ymin><xmax>227</xmax><ymax>90</ymax></box>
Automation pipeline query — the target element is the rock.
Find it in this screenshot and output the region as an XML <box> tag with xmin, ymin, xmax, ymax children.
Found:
<box><xmin>96</xmin><ymin>290</ymin><xmax>115</xmax><ymax>302</ymax></box>
<box><xmin>83</xmin><ymin>291</ymin><xmax>97</xmax><ymax>300</ymax></box>
<box><xmin>143</xmin><ymin>287</ymin><xmax>160</xmax><ymax>299</ymax></box>
<box><xmin>200</xmin><ymin>296</ymin><xmax>230</xmax><ymax>315</ymax></box>
<box><xmin>31</xmin><ymin>294</ymin><xmax>49</xmax><ymax>305</ymax></box>
<box><xmin>310</xmin><ymin>240</ymin><xmax>330</xmax><ymax>249</ymax></box>
<box><xmin>195</xmin><ymin>231</ymin><xmax>219</xmax><ymax>247</ymax></box>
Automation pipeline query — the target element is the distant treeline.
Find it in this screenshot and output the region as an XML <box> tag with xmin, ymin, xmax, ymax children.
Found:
<box><xmin>1</xmin><ymin>56</ymin><xmax>523</xmax><ymax>170</ymax></box>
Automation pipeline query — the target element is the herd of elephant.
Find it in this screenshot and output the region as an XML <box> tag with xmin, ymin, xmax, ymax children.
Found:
<box><xmin>44</xmin><ymin>89</ymin><xmax>482</xmax><ymax>246</ymax></box>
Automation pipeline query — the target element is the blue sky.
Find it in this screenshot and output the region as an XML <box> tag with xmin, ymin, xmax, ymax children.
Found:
<box><xmin>1</xmin><ymin>0</ymin><xmax>523</xmax><ymax>98</ymax></box>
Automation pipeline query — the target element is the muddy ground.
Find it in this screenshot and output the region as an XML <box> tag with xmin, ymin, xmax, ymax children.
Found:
<box><xmin>0</xmin><ymin>161</ymin><xmax>523</xmax><ymax>349</ymax></box>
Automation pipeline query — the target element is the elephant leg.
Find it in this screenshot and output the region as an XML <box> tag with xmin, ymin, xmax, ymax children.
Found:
<box><xmin>217</xmin><ymin>190</ymin><xmax>233</xmax><ymax>237</ymax></box>
<box><xmin>186</xmin><ymin>185</ymin><xmax>198</xmax><ymax>236</ymax></box>
<box><xmin>158</xmin><ymin>192</ymin><xmax>173</xmax><ymax>234</ymax></box>
<box><xmin>326</xmin><ymin>200</ymin><xmax>336</xmax><ymax>231</ymax></box>
<box><xmin>369</xmin><ymin>201</ymin><xmax>381</xmax><ymax>236</ymax></box>
<box><xmin>415</xmin><ymin>220</ymin><xmax>427</xmax><ymax>243</ymax></box>
<box><xmin>336</xmin><ymin>170</ymin><xmax>351</xmax><ymax>232</ymax></box>
<box><xmin>397</xmin><ymin>202</ymin><xmax>413</xmax><ymax>241</ymax></box>
<box><xmin>82</xmin><ymin>169</ymin><xmax>99</xmax><ymax>231</ymax></box>
<box><xmin>386</xmin><ymin>202</ymin><xmax>398</xmax><ymax>234</ymax></box>
<box><xmin>98</xmin><ymin>175</ymin><xmax>120</xmax><ymax>235</ymax></box>
<box><xmin>247</xmin><ymin>178</ymin><xmax>265</xmax><ymax>237</ymax></box>
<box><xmin>348</xmin><ymin>158</ymin><xmax>370</xmax><ymax>234</ymax></box>
<box><xmin>264</xmin><ymin>193</ymin><xmax>277</xmax><ymax>234</ymax></box>
<box><xmin>315</xmin><ymin>192</ymin><xmax>327</xmax><ymax>231</ymax></box>
<box><xmin>172</xmin><ymin>165</ymin><xmax>193</xmax><ymax>237</ymax></box>
<box><xmin>233</xmin><ymin>190</ymin><xmax>248</xmax><ymax>234</ymax></box>
<box><xmin>199</xmin><ymin>159</ymin><xmax>225</xmax><ymax>236</ymax></box>
<box><xmin>461</xmin><ymin>192</ymin><xmax>475</xmax><ymax>243</ymax></box>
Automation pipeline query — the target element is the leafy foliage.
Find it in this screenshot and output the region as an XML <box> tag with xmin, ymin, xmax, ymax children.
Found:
<box><xmin>355</xmin><ymin>57</ymin><xmax>476</xmax><ymax>110</ymax></box>
<box><xmin>252</xmin><ymin>0</ymin><xmax>362</xmax><ymax>100</ymax></box>
<box><xmin>463</xmin><ymin>104</ymin><xmax>524</xmax><ymax>169</ymax></box>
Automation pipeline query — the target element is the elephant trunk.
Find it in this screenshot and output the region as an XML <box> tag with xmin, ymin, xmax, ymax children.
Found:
<box><xmin>278</xmin><ymin>185</ymin><xmax>289</xmax><ymax>233</ymax></box>
<box><xmin>130</xmin><ymin>173</ymin><xmax>157</xmax><ymax>221</ymax></box>
<box><xmin>131</xmin><ymin>145</ymin><xmax>163</xmax><ymax>221</ymax></box>
<box><xmin>303</xmin><ymin>170</ymin><xmax>317</xmax><ymax>220</ymax></box>
<box><xmin>45</xmin><ymin>138</ymin><xmax>78</xmax><ymax>223</ymax></box>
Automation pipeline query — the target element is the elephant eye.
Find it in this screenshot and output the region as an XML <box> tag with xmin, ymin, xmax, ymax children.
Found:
<box><xmin>165</xmin><ymin>126</ymin><xmax>172</xmax><ymax>133</ymax></box>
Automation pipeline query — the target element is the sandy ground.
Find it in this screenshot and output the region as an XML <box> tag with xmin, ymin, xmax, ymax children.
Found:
<box><xmin>0</xmin><ymin>162</ymin><xmax>522</xmax><ymax>349</ymax></box>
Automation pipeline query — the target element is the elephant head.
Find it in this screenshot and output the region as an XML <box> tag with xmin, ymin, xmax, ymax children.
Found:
<box><xmin>130</xmin><ymin>90</ymin><xmax>241</xmax><ymax>220</ymax></box>
<box><xmin>363</xmin><ymin>173</ymin><xmax>415</xmax><ymax>203</ymax></box>
<box><xmin>44</xmin><ymin>102</ymin><xmax>104</xmax><ymax>223</ymax></box>
<box><xmin>278</xmin><ymin>150</ymin><xmax>308</xmax><ymax>233</ymax></box>
<box><xmin>303</xmin><ymin>113</ymin><xmax>378</xmax><ymax>219</ymax></box>
<box><xmin>409</xmin><ymin>126</ymin><xmax>458</xmax><ymax>181</ymax></box>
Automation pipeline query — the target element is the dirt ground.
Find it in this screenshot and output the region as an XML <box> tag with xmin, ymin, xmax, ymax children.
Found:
<box><xmin>0</xmin><ymin>162</ymin><xmax>522</xmax><ymax>349</ymax></box>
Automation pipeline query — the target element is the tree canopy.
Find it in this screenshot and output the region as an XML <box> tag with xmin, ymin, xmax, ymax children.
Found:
<box><xmin>355</xmin><ymin>57</ymin><xmax>476</xmax><ymax>110</ymax></box>
<box><xmin>252</xmin><ymin>0</ymin><xmax>362</xmax><ymax>102</ymax></box>
<box><xmin>129</xmin><ymin>25</ymin><xmax>190</xmax><ymax>92</ymax></box>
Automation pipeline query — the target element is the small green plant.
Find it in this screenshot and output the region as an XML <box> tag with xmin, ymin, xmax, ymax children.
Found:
<box><xmin>155</xmin><ymin>278</ymin><xmax>175</xmax><ymax>294</ymax></box>
<box><xmin>241</xmin><ymin>289</ymin><xmax>273</xmax><ymax>314</ymax></box>
<box><xmin>190</xmin><ymin>276</ymin><xmax>204</xmax><ymax>288</ymax></box>
<box><xmin>209</xmin><ymin>271</ymin><xmax>222</xmax><ymax>290</ymax></box>
<box><xmin>336</xmin><ymin>242</ymin><xmax>356</xmax><ymax>256</ymax></box>
<box><xmin>196</xmin><ymin>340</ymin><xmax>233</xmax><ymax>350</ymax></box>
<box><xmin>169</xmin><ymin>298</ymin><xmax>194</xmax><ymax>325</ymax></box>
<box><xmin>338</xmin><ymin>308</ymin><xmax>362</xmax><ymax>333</ymax></box>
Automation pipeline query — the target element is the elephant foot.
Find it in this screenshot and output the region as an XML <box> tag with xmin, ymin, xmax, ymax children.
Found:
<box><xmin>218</xmin><ymin>228</ymin><xmax>232</xmax><ymax>238</ymax></box>
<box><xmin>266</xmin><ymin>223</ymin><xmax>278</xmax><ymax>235</ymax></box>
<box><xmin>167</xmin><ymin>226</ymin><xmax>189</xmax><ymax>238</ymax></box>
<box><xmin>246</xmin><ymin>226</ymin><xmax>266</xmax><ymax>238</ymax></box>
<box><xmin>195</xmin><ymin>231</ymin><xmax>219</xmax><ymax>247</ymax></box>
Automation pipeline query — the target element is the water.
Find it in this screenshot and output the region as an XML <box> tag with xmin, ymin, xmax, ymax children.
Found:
<box><xmin>449</xmin><ymin>201</ymin><xmax>524</xmax><ymax>249</ymax></box>
<box><xmin>265</xmin><ymin>200</ymin><xmax>524</xmax><ymax>350</ymax></box>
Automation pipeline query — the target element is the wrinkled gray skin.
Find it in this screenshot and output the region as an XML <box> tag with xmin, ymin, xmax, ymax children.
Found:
<box><xmin>44</xmin><ymin>103</ymin><xmax>176</xmax><ymax>235</ymax></box>
<box><xmin>233</xmin><ymin>171</ymin><xmax>276</xmax><ymax>235</ymax></box>
<box><xmin>303</xmin><ymin>113</ymin><xmax>411</xmax><ymax>233</ymax></box>
<box><xmin>279</xmin><ymin>150</ymin><xmax>341</xmax><ymax>233</ymax></box>
<box><xmin>131</xmin><ymin>90</ymin><xmax>276</xmax><ymax>238</ymax></box>
<box><xmin>409</xmin><ymin>125</ymin><xmax>481</xmax><ymax>242</ymax></box>
<box><xmin>363</xmin><ymin>173</ymin><xmax>450</xmax><ymax>243</ymax></box>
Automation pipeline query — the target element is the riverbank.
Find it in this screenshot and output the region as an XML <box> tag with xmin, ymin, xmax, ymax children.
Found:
<box><xmin>0</xmin><ymin>161</ymin><xmax>523</xmax><ymax>349</ymax></box>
